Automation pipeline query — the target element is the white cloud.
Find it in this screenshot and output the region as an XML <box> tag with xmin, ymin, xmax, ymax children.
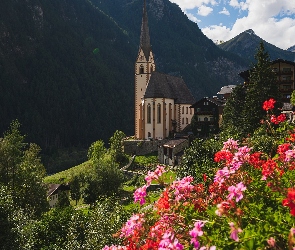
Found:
<box><xmin>202</xmin><ymin>0</ymin><xmax>295</xmax><ymax>49</ymax></box>
<box><xmin>219</xmin><ymin>7</ymin><xmax>230</xmax><ymax>15</ymax></box>
<box><xmin>198</xmin><ymin>5</ymin><xmax>214</xmax><ymax>16</ymax></box>
<box><xmin>185</xmin><ymin>12</ymin><xmax>201</xmax><ymax>23</ymax></box>
<box><xmin>169</xmin><ymin>0</ymin><xmax>218</xmax><ymax>10</ymax></box>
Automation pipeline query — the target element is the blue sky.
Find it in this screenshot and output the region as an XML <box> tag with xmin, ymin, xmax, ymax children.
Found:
<box><xmin>169</xmin><ymin>0</ymin><xmax>295</xmax><ymax>50</ymax></box>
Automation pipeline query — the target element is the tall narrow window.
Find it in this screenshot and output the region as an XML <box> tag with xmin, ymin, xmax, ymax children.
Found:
<box><xmin>186</xmin><ymin>107</ymin><xmax>188</xmax><ymax>114</ymax></box>
<box><xmin>147</xmin><ymin>104</ymin><xmax>151</xmax><ymax>123</ymax></box>
<box><xmin>182</xmin><ymin>106</ymin><xmax>184</xmax><ymax>114</ymax></box>
<box><xmin>182</xmin><ymin>118</ymin><xmax>184</xmax><ymax>124</ymax></box>
<box><xmin>157</xmin><ymin>104</ymin><xmax>161</xmax><ymax>123</ymax></box>
<box><xmin>140</xmin><ymin>65</ymin><xmax>144</xmax><ymax>74</ymax></box>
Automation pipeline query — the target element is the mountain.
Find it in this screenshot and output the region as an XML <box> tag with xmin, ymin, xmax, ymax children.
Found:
<box><xmin>0</xmin><ymin>0</ymin><xmax>247</xmax><ymax>164</ymax></box>
<box><xmin>287</xmin><ymin>45</ymin><xmax>295</xmax><ymax>52</ymax></box>
<box><xmin>218</xmin><ymin>29</ymin><xmax>295</xmax><ymax>63</ymax></box>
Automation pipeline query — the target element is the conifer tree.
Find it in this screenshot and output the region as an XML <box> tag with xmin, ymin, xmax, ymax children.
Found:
<box><xmin>242</xmin><ymin>42</ymin><xmax>280</xmax><ymax>135</ymax></box>
<box><xmin>221</xmin><ymin>84</ymin><xmax>246</xmax><ymax>135</ymax></box>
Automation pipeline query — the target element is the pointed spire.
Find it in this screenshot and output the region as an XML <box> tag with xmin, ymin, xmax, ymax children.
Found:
<box><xmin>140</xmin><ymin>0</ymin><xmax>151</xmax><ymax>60</ymax></box>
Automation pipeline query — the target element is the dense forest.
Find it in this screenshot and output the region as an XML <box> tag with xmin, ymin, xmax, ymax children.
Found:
<box><xmin>0</xmin><ymin>0</ymin><xmax>247</xmax><ymax>171</ymax></box>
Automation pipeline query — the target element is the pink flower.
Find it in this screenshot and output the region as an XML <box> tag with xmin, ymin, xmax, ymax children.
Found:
<box><xmin>227</xmin><ymin>182</ymin><xmax>247</xmax><ymax>202</ymax></box>
<box><xmin>170</xmin><ymin>176</ymin><xmax>194</xmax><ymax>201</ymax></box>
<box><xmin>133</xmin><ymin>185</ymin><xmax>147</xmax><ymax>205</ymax></box>
<box><xmin>200</xmin><ymin>247</ymin><xmax>216</xmax><ymax>250</ymax></box>
<box><xmin>267</xmin><ymin>237</ymin><xmax>276</xmax><ymax>247</ymax></box>
<box><xmin>229</xmin><ymin>222</ymin><xmax>242</xmax><ymax>241</ymax></box>
<box><xmin>222</xmin><ymin>138</ymin><xmax>239</xmax><ymax>151</ymax></box>
<box><xmin>189</xmin><ymin>220</ymin><xmax>206</xmax><ymax>248</ymax></box>
<box><xmin>145</xmin><ymin>165</ymin><xmax>166</xmax><ymax>186</ymax></box>
<box><xmin>214</xmin><ymin>167</ymin><xmax>231</xmax><ymax>184</ymax></box>
<box><xmin>284</xmin><ymin>149</ymin><xmax>295</xmax><ymax>162</ymax></box>
<box><xmin>120</xmin><ymin>213</ymin><xmax>145</xmax><ymax>238</ymax></box>
<box><xmin>159</xmin><ymin>231</ymin><xmax>184</xmax><ymax>250</ymax></box>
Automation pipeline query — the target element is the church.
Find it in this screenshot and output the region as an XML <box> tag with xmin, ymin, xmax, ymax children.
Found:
<box><xmin>135</xmin><ymin>0</ymin><xmax>195</xmax><ymax>140</ymax></box>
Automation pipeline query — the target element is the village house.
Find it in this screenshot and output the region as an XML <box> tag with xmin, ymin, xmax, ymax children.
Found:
<box><xmin>47</xmin><ymin>183</ymin><xmax>70</xmax><ymax>208</ymax></box>
<box><xmin>239</xmin><ymin>59</ymin><xmax>295</xmax><ymax>102</ymax></box>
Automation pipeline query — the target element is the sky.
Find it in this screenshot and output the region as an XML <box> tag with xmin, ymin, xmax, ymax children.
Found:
<box><xmin>168</xmin><ymin>0</ymin><xmax>295</xmax><ymax>50</ymax></box>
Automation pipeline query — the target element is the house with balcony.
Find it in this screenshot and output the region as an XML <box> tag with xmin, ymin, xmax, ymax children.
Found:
<box><xmin>190</xmin><ymin>97</ymin><xmax>226</xmax><ymax>138</ymax></box>
<box><xmin>239</xmin><ymin>59</ymin><xmax>295</xmax><ymax>102</ymax></box>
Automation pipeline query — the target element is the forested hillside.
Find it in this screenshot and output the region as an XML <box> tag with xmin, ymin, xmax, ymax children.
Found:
<box><xmin>0</xmin><ymin>0</ymin><xmax>247</xmax><ymax>171</ymax></box>
<box><xmin>0</xmin><ymin>0</ymin><xmax>135</xmax><ymax>151</ymax></box>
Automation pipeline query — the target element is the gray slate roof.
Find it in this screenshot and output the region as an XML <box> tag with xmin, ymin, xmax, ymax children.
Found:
<box><xmin>144</xmin><ymin>72</ymin><xmax>195</xmax><ymax>104</ymax></box>
<box><xmin>140</xmin><ymin>0</ymin><xmax>152</xmax><ymax>61</ymax></box>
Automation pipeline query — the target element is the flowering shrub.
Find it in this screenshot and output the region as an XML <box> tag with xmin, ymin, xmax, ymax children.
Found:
<box><xmin>104</xmin><ymin>99</ymin><xmax>295</xmax><ymax>249</ymax></box>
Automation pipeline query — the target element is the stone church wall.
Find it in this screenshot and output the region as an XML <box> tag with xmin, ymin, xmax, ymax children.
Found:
<box><xmin>123</xmin><ymin>139</ymin><xmax>169</xmax><ymax>156</ymax></box>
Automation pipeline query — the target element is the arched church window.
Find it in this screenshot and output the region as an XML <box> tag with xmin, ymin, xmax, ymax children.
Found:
<box><xmin>147</xmin><ymin>104</ymin><xmax>151</xmax><ymax>124</ymax></box>
<box><xmin>157</xmin><ymin>104</ymin><xmax>161</xmax><ymax>123</ymax></box>
<box><xmin>140</xmin><ymin>65</ymin><xmax>144</xmax><ymax>74</ymax></box>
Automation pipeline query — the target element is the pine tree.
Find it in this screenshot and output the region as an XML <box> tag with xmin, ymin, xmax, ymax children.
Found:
<box><xmin>221</xmin><ymin>84</ymin><xmax>246</xmax><ymax>135</ymax></box>
<box><xmin>242</xmin><ymin>42</ymin><xmax>280</xmax><ymax>135</ymax></box>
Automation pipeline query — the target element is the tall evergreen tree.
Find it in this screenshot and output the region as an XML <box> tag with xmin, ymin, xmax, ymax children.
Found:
<box><xmin>221</xmin><ymin>84</ymin><xmax>246</xmax><ymax>136</ymax></box>
<box><xmin>242</xmin><ymin>42</ymin><xmax>280</xmax><ymax>135</ymax></box>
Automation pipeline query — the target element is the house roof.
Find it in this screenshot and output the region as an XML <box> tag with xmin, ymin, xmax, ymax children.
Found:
<box><xmin>191</xmin><ymin>97</ymin><xmax>226</xmax><ymax>108</ymax></box>
<box><xmin>140</xmin><ymin>0</ymin><xmax>152</xmax><ymax>61</ymax></box>
<box><xmin>144</xmin><ymin>71</ymin><xmax>195</xmax><ymax>104</ymax></box>
<box><xmin>217</xmin><ymin>85</ymin><xmax>237</xmax><ymax>95</ymax></box>
<box><xmin>47</xmin><ymin>183</ymin><xmax>70</xmax><ymax>197</ymax></box>
<box><xmin>163</xmin><ymin>138</ymin><xmax>187</xmax><ymax>148</ymax></box>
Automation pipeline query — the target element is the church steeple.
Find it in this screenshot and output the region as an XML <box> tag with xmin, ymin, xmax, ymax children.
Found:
<box><xmin>140</xmin><ymin>0</ymin><xmax>151</xmax><ymax>61</ymax></box>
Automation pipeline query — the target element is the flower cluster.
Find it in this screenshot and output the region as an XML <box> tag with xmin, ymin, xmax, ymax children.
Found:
<box><xmin>104</xmin><ymin>99</ymin><xmax>295</xmax><ymax>249</ymax></box>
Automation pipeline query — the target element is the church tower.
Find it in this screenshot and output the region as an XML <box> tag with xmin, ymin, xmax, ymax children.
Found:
<box><xmin>135</xmin><ymin>0</ymin><xmax>155</xmax><ymax>139</ymax></box>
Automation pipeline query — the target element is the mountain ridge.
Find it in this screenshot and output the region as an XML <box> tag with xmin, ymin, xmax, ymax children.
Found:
<box><xmin>218</xmin><ymin>29</ymin><xmax>295</xmax><ymax>63</ymax></box>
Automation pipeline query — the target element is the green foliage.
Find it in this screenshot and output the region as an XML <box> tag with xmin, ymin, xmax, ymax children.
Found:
<box><xmin>242</xmin><ymin>42</ymin><xmax>280</xmax><ymax>135</ymax></box>
<box><xmin>70</xmin><ymin>175</ymin><xmax>81</xmax><ymax>205</ymax></box>
<box><xmin>291</xmin><ymin>90</ymin><xmax>295</xmax><ymax>105</ymax></box>
<box><xmin>109</xmin><ymin>130</ymin><xmax>128</xmax><ymax>166</ymax></box>
<box><xmin>177</xmin><ymin>138</ymin><xmax>221</xmax><ymax>183</ymax></box>
<box><xmin>43</xmin><ymin>161</ymin><xmax>93</xmax><ymax>184</ymax></box>
<box><xmin>87</xmin><ymin>139</ymin><xmax>106</xmax><ymax>163</ymax></box>
<box><xmin>222</xmin><ymin>42</ymin><xmax>280</xmax><ymax>137</ymax></box>
<box><xmin>0</xmin><ymin>121</ymin><xmax>48</xmax><ymax>217</ymax></box>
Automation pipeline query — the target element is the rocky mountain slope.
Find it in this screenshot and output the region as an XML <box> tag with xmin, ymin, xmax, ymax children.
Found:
<box><xmin>218</xmin><ymin>29</ymin><xmax>295</xmax><ymax>63</ymax></box>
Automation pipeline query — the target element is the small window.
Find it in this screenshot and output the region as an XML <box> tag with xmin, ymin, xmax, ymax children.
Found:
<box><xmin>157</xmin><ymin>104</ymin><xmax>161</xmax><ymax>123</ymax></box>
<box><xmin>182</xmin><ymin>106</ymin><xmax>184</xmax><ymax>114</ymax></box>
<box><xmin>186</xmin><ymin>107</ymin><xmax>188</xmax><ymax>114</ymax></box>
<box><xmin>148</xmin><ymin>132</ymin><xmax>151</xmax><ymax>138</ymax></box>
<box><xmin>283</xmin><ymin>68</ymin><xmax>291</xmax><ymax>72</ymax></box>
<box><xmin>182</xmin><ymin>118</ymin><xmax>184</xmax><ymax>124</ymax></box>
<box><xmin>190</xmin><ymin>108</ymin><xmax>192</xmax><ymax>115</ymax></box>
<box><xmin>139</xmin><ymin>65</ymin><xmax>144</xmax><ymax>74</ymax></box>
<box><xmin>147</xmin><ymin>104</ymin><xmax>151</xmax><ymax>124</ymax></box>
<box><xmin>186</xmin><ymin>118</ymin><xmax>188</xmax><ymax>124</ymax></box>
